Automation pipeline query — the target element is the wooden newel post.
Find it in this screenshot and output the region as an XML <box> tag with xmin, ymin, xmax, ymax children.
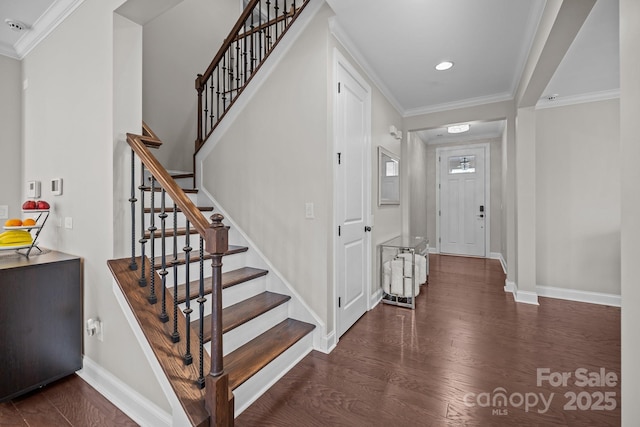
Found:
<box><xmin>204</xmin><ymin>213</ymin><xmax>233</xmax><ymax>426</ymax></box>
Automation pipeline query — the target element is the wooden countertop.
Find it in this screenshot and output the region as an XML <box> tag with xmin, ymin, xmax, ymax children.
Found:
<box><xmin>0</xmin><ymin>249</ymin><xmax>80</xmax><ymax>271</ymax></box>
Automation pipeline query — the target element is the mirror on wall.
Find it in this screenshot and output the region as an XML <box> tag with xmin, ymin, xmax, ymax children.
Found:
<box><xmin>378</xmin><ymin>147</ymin><xmax>400</xmax><ymax>205</ymax></box>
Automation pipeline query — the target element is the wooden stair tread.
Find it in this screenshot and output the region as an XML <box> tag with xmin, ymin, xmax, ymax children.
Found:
<box><xmin>169</xmin><ymin>267</ymin><xmax>268</xmax><ymax>304</ymax></box>
<box><xmin>195</xmin><ymin>292</ymin><xmax>291</xmax><ymax>342</ymax></box>
<box><xmin>144</xmin><ymin>186</ymin><xmax>198</xmax><ymax>194</ymax></box>
<box><xmin>144</xmin><ymin>226</ymin><xmax>198</xmax><ymax>239</ymax></box>
<box><xmin>152</xmin><ymin>245</ymin><xmax>248</xmax><ymax>270</ymax></box>
<box><xmin>107</xmin><ymin>257</ymin><xmax>209</xmax><ymax>426</ymax></box>
<box><xmin>226</xmin><ymin>319</ymin><xmax>315</xmax><ymax>390</ymax></box>
<box><xmin>144</xmin><ymin>206</ymin><xmax>214</xmax><ymax>214</ymax></box>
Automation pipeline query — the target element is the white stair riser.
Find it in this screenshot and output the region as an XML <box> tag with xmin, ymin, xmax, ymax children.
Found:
<box><xmin>223</xmin><ymin>303</ymin><xmax>289</xmax><ymax>356</ymax></box>
<box><xmin>158</xmin><ymin>254</ymin><xmax>249</xmax><ymax>288</ymax></box>
<box><xmin>141</xmin><ymin>191</ymin><xmax>197</xmax><ymax>208</ymax></box>
<box><xmin>233</xmin><ymin>333</ymin><xmax>313</xmax><ymax>415</ymax></box>
<box><xmin>177</xmin><ymin>276</ymin><xmax>268</xmax><ymax>321</ymax></box>
<box><xmin>202</xmin><ymin>302</ymin><xmax>290</xmax><ymax>357</ymax></box>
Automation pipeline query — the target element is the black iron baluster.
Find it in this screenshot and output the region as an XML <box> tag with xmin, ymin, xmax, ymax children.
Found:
<box><xmin>148</xmin><ymin>177</ymin><xmax>157</xmax><ymax>304</ymax></box>
<box><xmin>171</xmin><ymin>203</ymin><xmax>180</xmax><ymax>343</ymax></box>
<box><xmin>235</xmin><ymin>39</ymin><xmax>241</xmax><ymax>96</ymax></box>
<box><xmin>203</xmin><ymin>77</ymin><xmax>209</xmax><ymax>138</ymax></box>
<box><xmin>129</xmin><ymin>149</ymin><xmax>138</xmax><ymax>271</ymax></box>
<box><xmin>266</xmin><ymin>0</ymin><xmax>271</xmax><ymax>49</ymax></box>
<box><xmin>183</xmin><ymin>220</ymin><xmax>193</xmax><ymax>365</ymax></box>
<box><xmin>222</xmin><ymin>53</ymin><xmax>227</xmax><ymax>112</ymax></box>
<box><xmin>259</xmin><ymin>1</ymin><xmax>264</xmax><ymax>62</ymax></box>
<box><xmin>138</xmin><ymin>164</ymin><xmax>148</xmax><ymax>287</ymax></box>
<box><xmin>209</xmin><ymin>77</ymin><xmax>214</xmax><ymax>131</ymax></box>
<box><xmin>274</xmin><ymin>0</ymin><xmax>280</xmax><ymax>39</ymax></box>
<box><xmin>251</xmin><ymin>6</ymin><xmax>256</xmax><ymax>75</ymax></box>
<box><xmin>216</xmin><ymin>65</ymin><xmax>220</xmax><ymax>122</ymax></box>
<box><xmin>228</xmin><ymin>48</ymin><xmax>234</xmax><ymax>104</ymax></box>
<box><xmin>243</xmin><ymin>21</ymin><xmax>248</xmax><ymax>85</ymax></box>
<box><xmin>159</xmin><ymin>190</ymin><xmax>169</xmax><ymax>323</ymax></box>
<box><xmin>196</xmin><ymin>236</ymin><xmax>206</xmax><ymax>389</ymax></box>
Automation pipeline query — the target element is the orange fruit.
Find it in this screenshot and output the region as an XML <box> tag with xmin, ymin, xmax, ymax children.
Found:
<box><xmin>5</xmin><ymin>218</ymin><xmax>22</xmax><ymax>227</ymax></box>
<box><xmin>22</xmin><ymin>218</ymin><xmax>36</xmax><ymax>226</ymax></box>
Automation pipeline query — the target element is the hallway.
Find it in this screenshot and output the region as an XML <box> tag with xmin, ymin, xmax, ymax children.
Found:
<box><xmin>237</xmin><ymin>255</ymin><xmax>620</xmax><ymax>426</ymax></box>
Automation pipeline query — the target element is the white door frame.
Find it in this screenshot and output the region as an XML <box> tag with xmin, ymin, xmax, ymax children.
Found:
<box><xmin>436</xmin><ymin>142</ymin><xmax>491</xmax><ymax>257</ymax></box>
<box><xmin>333</xmin><ymin>48</ymin><xmax>372</xmax><ymax>342</ymax></box>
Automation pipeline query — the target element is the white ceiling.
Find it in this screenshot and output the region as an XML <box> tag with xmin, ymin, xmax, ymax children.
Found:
<box><xmin>1</xmin><ymin>0</ymin><xmax>620</xmax><ymax>144</ymax></box>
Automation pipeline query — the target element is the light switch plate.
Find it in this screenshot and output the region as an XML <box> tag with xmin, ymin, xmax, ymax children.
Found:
<box><xmin>27</xmin><ymin>181</ymin><xmax>41</xmax><ymax>198</ymax></box>
<box><xmin>305</xmin><ymin>202</ymin><xmax>315</xmax><ymax>219</ymax></box>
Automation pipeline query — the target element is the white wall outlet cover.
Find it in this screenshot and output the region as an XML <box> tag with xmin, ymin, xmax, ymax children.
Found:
<box><xmin>0</xmin><ymin>205</ymin><xmax>8</xmax><ymax>219</ymax></box>
<box><xmin>51</xmin><ymin>178</ymin><xmax>63</xmax><ymax>195</ymax></box>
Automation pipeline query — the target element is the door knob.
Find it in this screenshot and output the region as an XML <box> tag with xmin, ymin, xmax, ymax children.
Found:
<box><xmin>364</xmin><ymin>226</ymin><xmax>372</xmax><ymax>232</ymax></box>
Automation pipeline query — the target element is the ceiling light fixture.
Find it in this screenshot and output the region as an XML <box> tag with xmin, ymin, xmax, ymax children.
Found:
<box><xmin>448</xmin><ymin>124</ymin><xmax>470</xmax><ymax>134</ymax></box>
<box><xmin>435</xmin><ymin>61</ymin><xmax>454</xmax><ymax>71</ymax></box>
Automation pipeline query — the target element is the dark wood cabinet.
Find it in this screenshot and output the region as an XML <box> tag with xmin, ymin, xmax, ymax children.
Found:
<box><xmin>0</xmin><ymin>250</ymin><xmax>82</xmax><ymax>402</ymax></box>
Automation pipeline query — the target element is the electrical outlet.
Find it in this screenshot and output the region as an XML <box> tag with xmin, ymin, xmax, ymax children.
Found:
<box><xmin>86</xmin><ymin>318</ymin><xmax>104</xmax><ymax>342</ymax></box>
<box><xmin>64</xmin><ymin>217</ymin><xmax>73</xmax><ymax>229</ymax></box>
<box><xmin>0</xmin><ymin>205</ymin><xmax>8</xmax><ymax>219</ymax></box>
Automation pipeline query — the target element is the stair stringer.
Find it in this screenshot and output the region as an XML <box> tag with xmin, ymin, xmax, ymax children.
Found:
<box><xmin>193</xmin><ymin>0</ymin><xmax>325</xmax><ymax>167</ymax></box>
<box><xmin>198</xmin><ymin>188</ymin><xmax>333</xmax><ymax>353</ymax></box>
<box><xmin>111</xmin><ymin>281</ymin><xmax>196</xmax><ymax>427</ymax></box>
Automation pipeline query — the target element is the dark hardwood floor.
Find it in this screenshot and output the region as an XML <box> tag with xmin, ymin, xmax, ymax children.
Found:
<box><xmin>0</xmin><ymin>374</ymin><xmax>136</xmax><ymax>426</ymax></box>
<box><xmin>237</xmin><ymin>254</ymin><xmax>621</xmax><ymax>426</ymax></box>
<box><xmin>0</xmin><ymin>255</ymin><xmax>620</xmax><ymax>426</ymax></box>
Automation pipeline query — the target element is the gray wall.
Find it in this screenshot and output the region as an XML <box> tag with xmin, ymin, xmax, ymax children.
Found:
<box><xmin>201</xmin><ymin>3</ymin><xmax>403</xmax><ymax>335</ymax></box>
<box><xmin>406</xmin><ymin>132</ymin><xmax>428</xmax><ymax>239</ymax></box>
<box><xmin>142</xmin><ymin>0</ymin><xmax>238</xmax><ymax>171</ymax></box>
<box><xmin>0</xmin><ymin>55</ymin><xmax>22</xmax><ymax>219</ymax></box>
<box><xmin>21</xmin><ymin>0</ymin><xmax>169</xmax><ymax>412</ymax></box>
<box><xmin>536</xmin><ymin>99</ymin><xmax>620</xmax><ymax>294</ymax></box>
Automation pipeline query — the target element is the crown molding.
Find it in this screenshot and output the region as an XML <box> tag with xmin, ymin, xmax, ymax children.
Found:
<box><xmin>404</xmin><ymin>92</ymin><xmax>513</xmax><ymax>118</ymax></box>
<box><xmin>535</xmin><ymin>88</ymin><xmax>620</xmax><ymax>109</ymax></box>
<box><xmin>13</xmin><ymin>0</ymin><xmax>86</xmax><ymax>59</ymax></box>
<box><xmin>0</xmin><ymin>41</ymin><xmax>19</xmax><ymax>59</ymax></box>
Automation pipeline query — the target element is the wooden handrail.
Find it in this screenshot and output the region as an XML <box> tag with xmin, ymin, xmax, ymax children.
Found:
<box><xmin>127</xmin><ymin>133</ymin><xmax>210</xmax><ymax>236</ymax></box>
<box><xmin>195</xmin><ymin>0</ymin><xmax>310</xmax><ymax>151</ymax></box>
<box><xmin>127</xmin><ymin>130</ymin><xmax>232</xmax><ymax>424</ymax></box>
<box><xmin>199</xmin><ymin>0</ymin><xmax>261</xmax><ymax>83</ymax></box>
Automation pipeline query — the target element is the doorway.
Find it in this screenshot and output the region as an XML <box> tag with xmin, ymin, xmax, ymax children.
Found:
<box><xmin>334</xmin><ymin>51</ymin><xmax>371</xmax><ymax>338</ymax></box>
<box><xmin>437</xmin><ymin>144</ymin><xmax>490</xmax><ymax>257</ymax></box>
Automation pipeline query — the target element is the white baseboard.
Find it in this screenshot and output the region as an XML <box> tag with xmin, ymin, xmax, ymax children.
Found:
<box><xmin>514</xmin><ymin>289</ymin><xmax>540</xmax><ymax>305</ymax></box>
<box><xmin>504</xmin><ymin>280</ymin><xmax>515</xmax><ymax>293</ymax></box>
<box><xmin>77</xmin><ymin>357</ymin><xmax>171</xmax><ymax>427</ymax></box>
<box><xmin>489</xmin><ymin>252</ymin><xmax>507</xmax><ymax>274</ymax></box>
<box><xmin>370</xmin><ymin>288</ymin><xmax>383</xmax><ymax>309</ymax></box>
<box><xmin>537</xmin><ymin>285</ymin><xmax>621</xmax><ymax>307</ymax></box>
<box><xmin>503</xmin><ymin>280</ymin><xmax>539</xmax><ymax>305</ymax></box>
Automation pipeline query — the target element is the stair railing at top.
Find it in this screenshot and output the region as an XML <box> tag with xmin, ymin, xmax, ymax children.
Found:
<box><xmin>127</xmin><ymin>125</ymin><xmax>233</xmax><ymax>426</ymax></box>
<box><xmin>195</xmin><ymin>0</ymin><xmax>310</xmax><ymax>152</ymax></box>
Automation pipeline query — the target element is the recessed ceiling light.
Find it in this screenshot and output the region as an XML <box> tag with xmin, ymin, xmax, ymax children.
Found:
<box><xmin>448</xmin><ymin>124</ymin><xmax>470</xmax><ymax>134</ymax></box>
<box><xmin>435</xmin><ymin>61</ymin><xmax>454</xmax><ymax>71</ymax></box>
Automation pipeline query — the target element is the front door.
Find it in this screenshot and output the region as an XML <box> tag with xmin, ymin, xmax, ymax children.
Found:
<box><xmin>335</xmin><ymin>54</ymin><xmax>371</xmax><ymax>338</ymax></box>
<box><xmin>439</xmin><ymin>145</ymin><xmax>487</xmax><ymax>257</ymax></box>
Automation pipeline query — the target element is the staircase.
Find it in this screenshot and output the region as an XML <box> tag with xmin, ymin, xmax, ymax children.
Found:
<box><xmin>109</xmin><ymin>130</ymin><xmax>315</xmax><ymax>426</ymax></box>
<box><xmin>107</xmin><ymin>2</ymin><xmax>316</xmax><ymax>424</ymax></box>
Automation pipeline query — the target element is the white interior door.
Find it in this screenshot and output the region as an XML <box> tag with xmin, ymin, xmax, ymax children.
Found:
<box><xmin>439</xmin><ymin>146</ymin><xmax>487</xmax><ymax>257</ymax></box>
<box><xmin>336</xmin><ymin>55</ymin><xmax>371</xmax><ymax>338</ymax></box>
